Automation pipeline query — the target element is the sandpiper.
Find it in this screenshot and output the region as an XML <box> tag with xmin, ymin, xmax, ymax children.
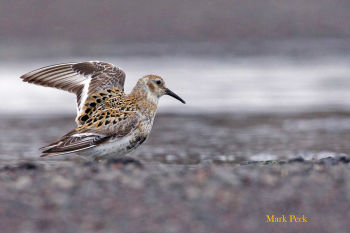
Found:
<box><xmin>20</xmin><ymin>61</ymin><xmax>185</xmax><ymax>159</ymax></box>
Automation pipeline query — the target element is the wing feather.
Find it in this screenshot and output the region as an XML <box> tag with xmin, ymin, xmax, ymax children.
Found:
<box><xmin>40</xmin><ymin>132</ymin><xmax>109</xmax><ymax>157</ymax></box>
<box><xmin>41</xmin><ymin>111</ymin><xmax>139</xmax><ymax>157</ymax></box>
<box><xmin>20</xmin><ymin>61</ymin><xmax>126</xmax><ymax>113</ymax></box>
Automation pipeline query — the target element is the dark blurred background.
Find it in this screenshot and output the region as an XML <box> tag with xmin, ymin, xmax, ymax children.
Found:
<box><xmin>2</xmin><ymin>0</ymin><xmax>350</xmax><ymax>57</ymax></box>
<box><xmin>2</xmin><ymin>0</ymin><xmax>350</xmax><ymax>43</ymax></box>
<box><xmin>1</xmin><ymin>0</ymin><xmax>350</xmax><ymax>114</ymax></box>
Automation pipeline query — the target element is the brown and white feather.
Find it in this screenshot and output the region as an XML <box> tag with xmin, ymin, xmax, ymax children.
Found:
<box><xmin>20</xmin><ymin>61</ymin><xmax>126</xmax><ymax>114</ymax></box>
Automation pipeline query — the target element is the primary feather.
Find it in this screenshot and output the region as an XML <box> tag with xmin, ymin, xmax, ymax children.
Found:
<box><xmin>20</xmin><ymin>61</ymin><xmax>126</xmax><ymax>115</ymax></box>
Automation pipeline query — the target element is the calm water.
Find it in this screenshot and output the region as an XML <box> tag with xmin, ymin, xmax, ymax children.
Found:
<box><xmin>1</xmin><ymin>41</ymin><xmax>350</xmax><ymax>115</ymax></box>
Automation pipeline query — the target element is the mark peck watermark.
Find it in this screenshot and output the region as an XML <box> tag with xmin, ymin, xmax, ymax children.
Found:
<box><xmin>266</xmin><ymin>214</ymin><xmax>308</xmax><ymax>223</ymax></box>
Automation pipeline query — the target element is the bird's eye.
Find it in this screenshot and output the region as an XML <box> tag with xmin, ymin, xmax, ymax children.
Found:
<box><xmin>156</xmin><ymin>80</ymin><xmax>162</xmax><ymax>85</ymax></box>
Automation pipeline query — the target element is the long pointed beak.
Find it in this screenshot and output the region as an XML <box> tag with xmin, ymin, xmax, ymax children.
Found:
<box><xmin>165</xmin><ymin>88</ymin><xmax>186</xmax><ymax>104</ymax></box>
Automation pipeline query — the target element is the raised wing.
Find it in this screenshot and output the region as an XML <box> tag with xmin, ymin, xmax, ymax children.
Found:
<box><xmin>20</xmin><ymin>61</ymin><xmax>126</xmax><ymax>111</ymax></box>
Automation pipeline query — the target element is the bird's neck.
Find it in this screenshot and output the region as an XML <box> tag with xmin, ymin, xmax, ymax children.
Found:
<box><xmin>129</xmin><ymin>82</ymin><xmax>158</xmax><ymax>117</ymax></box>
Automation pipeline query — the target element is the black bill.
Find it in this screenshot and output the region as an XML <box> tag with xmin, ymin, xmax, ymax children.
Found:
<box><xmin>165</xmin><ymin>88</ymin><xmax>186</xmax><ymax>104</ymax></box>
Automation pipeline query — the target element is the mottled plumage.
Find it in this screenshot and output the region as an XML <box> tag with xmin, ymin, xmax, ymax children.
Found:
<box><xmin>20</xmin><ymin>61</ymin><xmax>185</xmax><ymax>159</ymax></box>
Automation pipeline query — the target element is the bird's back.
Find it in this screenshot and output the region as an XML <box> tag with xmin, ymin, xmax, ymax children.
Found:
<box><xmin>76</xmin><ymin>87</ymin><xmax>138</xmax><ymax>131</ymax></box>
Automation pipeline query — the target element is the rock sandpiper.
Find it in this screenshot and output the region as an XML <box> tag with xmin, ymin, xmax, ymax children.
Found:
<box><xmin>20</xmin><ymin>61</ymin><xmax>185</xmax><ymax>159</ymax></box>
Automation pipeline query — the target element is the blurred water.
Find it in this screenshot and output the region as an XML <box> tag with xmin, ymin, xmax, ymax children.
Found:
<box><xmin>1</xmin><ymin>42</ymin><xmax>350</xmax><ymax>114</ymax></box>
<box><xmin>2</xmin><ymin>40</ymin><xmax>350</xmax><ymax>162</ymax></box>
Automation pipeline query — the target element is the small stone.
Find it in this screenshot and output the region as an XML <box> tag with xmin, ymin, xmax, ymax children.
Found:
<box><xmin>288</xmin><ymin>157</ymin><xmax>305</xmax><ymax>163</ymax></box>
<box><xmin>18</xmin><ymin>162</ymin><xmax>37</xmax><ymax>170</ymax></box>
<box><xmin>14</xmin><ymin>176</ymin><xmax>32</xmax><ymax>189</ymax></box>
<box><xmin>51</xmin><ymin>176</ymin><xmax>74</xmax><ymax>189</ymax></box>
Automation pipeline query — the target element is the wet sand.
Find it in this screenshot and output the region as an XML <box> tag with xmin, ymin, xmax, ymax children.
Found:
<box><xmin>0</xmin><ymin>112</ymin><xmax>349</xmax><ymax>232</ymax></box>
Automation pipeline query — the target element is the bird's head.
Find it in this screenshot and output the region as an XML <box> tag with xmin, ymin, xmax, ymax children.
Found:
<box><xmin>138</xmin><ymin>75</ymin><xmax>186</xmax><ymax>104</ymax></box>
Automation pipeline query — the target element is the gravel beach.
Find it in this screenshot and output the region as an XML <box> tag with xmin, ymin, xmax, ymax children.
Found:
<box><xmin>0</xmin><ymin>112</ymin><xmax>350</xmax><ymax>233</ymax></box>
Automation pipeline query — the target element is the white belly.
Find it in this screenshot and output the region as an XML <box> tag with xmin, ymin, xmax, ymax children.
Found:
<box><xmin>77</xmin><ymin>133</ymin><xmax>145</xmax><ymax>160</ymax></box>
<box><xmin>77</xmin><ymin>116</ymin><xmax>154</xmax><ymax>160</ymax></box>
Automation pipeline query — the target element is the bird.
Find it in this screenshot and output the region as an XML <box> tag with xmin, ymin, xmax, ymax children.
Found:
<box><xmin>20</xmin><ymin>61</ymin><xmax>185</xmax><ymax>160</ymax></box>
